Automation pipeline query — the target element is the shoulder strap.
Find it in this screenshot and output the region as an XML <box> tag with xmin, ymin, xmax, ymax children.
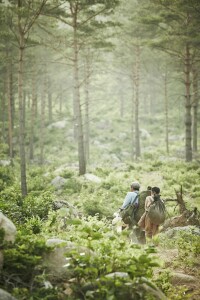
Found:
<box><xmin>131</xmin><ymin>193</ymin><xmax>139</xmax><ymax>205</ymax></box>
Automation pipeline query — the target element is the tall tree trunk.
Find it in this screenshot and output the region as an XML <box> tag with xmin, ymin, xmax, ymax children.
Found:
<box><xmin>117</xmin><ymin>77</ymin><xmax>124</xmax><ymax>118</ymax></box>
<box><xmin>184</xmin><ymin>43</ymin><xmax>192</xmax><ymax>162</ymax></box>
<box><xmin>1</xmin><ymin>77</ymin><xmax>6</xmax><ymax>142</ymax></box>
<box><xmin>72</xmin><ymin>9</ymin><xmax>86</xmax><ymax>175</ymax></box>
<box><xmin>135</xmin><ymin>44</ymin><xmax>141</xmax><ymax>158</ymax></box>
<box><xmin>18</xmin><ymin>31</ymin><xmax>27</xmax><ymax>196</ymax></box>
<box><xmin>164</xmin><ymin>73</ymin><xmax>169</xmax><ymax>154</ymax></box>
<box><xmin>10</xmin><ymin>65</ymin><xmax>15</xmax><ymax>131</ymax></box>
<box><xmin>131</xmin><ymin>89</ymin><xmax>135</xmax><ymax>160</ymax></box>
<box><xmin>29</xmin><ymin>72</ymin><xmax>37</xmax><ymax>160</ymax></box>
<box><xmin>47</xmin><ymin>77</ymin><xmax>53</xmax><ymax>123</ymax></box>
<box><xmin>59</xmin><ymin>85</ymin><xmax>63</xmax><ymax>114</ymax></box>
<box><xmin>39</xmin><ymin>78</ymin><xmax>46</xmax><ymax>164</ymax></box>
<box><xmin>192</xmin><ymin>66</ymin><xmax>198</xmax><ymax>153</ymax></box>
<box><xmin>7</xmin><ymin>59</ymin><xmax>13</xmax><ymax>158</ymax></box>
<box><xmin>84</xmin><ymin>54</ymin><xmax>90</xmax><ymax>163</ymax></box>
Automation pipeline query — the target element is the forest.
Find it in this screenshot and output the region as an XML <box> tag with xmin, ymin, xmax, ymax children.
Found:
<box><xmin>0</xmin><ymin>0</ymin><xmax>200</xmax><ymax>299</ymax></box>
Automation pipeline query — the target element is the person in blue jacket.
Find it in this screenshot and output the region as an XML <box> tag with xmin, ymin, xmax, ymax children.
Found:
<box><xmin>120</xmin><ymin>181</ymin><xmax>140</xmax><ymax>210</ymax></box>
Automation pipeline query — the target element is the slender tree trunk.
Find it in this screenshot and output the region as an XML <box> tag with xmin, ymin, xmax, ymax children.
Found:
<box><xmin>10</xmin><ymin>65</ymin><xmax>15</xmax><ymax>131</ymax></box>
<box><xmin>29</xmin><ymin>72</ymin><xmax>36</xmax><ymax>160</ymax></box>
<box><xmin>1</xmin><ymin>77</ymin><xmax>6</xmax><ymax>142</ymax></box>
<box><xmin>118</xmin><ymin>77</ymin><xmax>124</xmax><ymax>118</ymax></box>
<box><xmin>47</xmin><ymin>77</ymin><xmax>53</xmax><ymax>123</ymax></box>
<box><xmin>59</xmin><ymin>85</ymin><xmax>63</xmax><ymax>114</ymax></box>
<box><xmin>184</xmin><ymin>43</ymin><xmax>192</xmax><ymax>162</ymax></box>
<box><xmin>131</xmin><ymin>89</ymin><xmax>135</xmax><ymax>160</ymax></box>
<box><xmin>164</xmin><ymin>73</ymin><xmax>169</xmax><ymax>154</ymax></box>
<box><xmin>135</xmin><ymin>44</ymin><xmax>141</xmax><ymax>158</ymax></box>
<box><xmin>72</xmin><ymin>10</ymin><xmax>86</xmax><ymax>175</ymax></box>
<box><xmin>39</xmin><ymin>78</ymin><xmax>45</xmax><ymax>164</ymax></box>
<box><xmin>23</xmin><ymin>91</ymin><xmax>26</xmax><ymax>132</ymax></box>
<box><xmin>192</xmin><ymin>66</ymin><xmax>198</xmax><ymax>153</ymax></box>
<box><xmin>7</xmin><ymin>59</ymin><xmax>13</xmax><ymax>158</ymax></box>
<box><xmin>18</xmin><ymin>31</ymin><xmax>27</xmax><ymax>196</ymax></box>
<box><xmin>84</xmin><ymin>54</ymin><xmax>90</xmax><ymax>162</ymax></box>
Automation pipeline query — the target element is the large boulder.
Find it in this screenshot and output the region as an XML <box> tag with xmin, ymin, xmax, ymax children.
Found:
<box><xmin>44</xmin><ymin>239</ymin><xmax>93</xmax><ymax>279</ymax></box>
<box><xmin>51</xmin><ymin>176</ymin><xmax>67</xmax><ymax>190</ymax></box>
<box><xmin>84</xmin><ymin>173</ymin><xmax>101</xmax><ymax>183</ymax></box>
<box><xmin>0</xmin><ymin>289</ymin><xmax>17</xmax><ymax>300</ymax></box>
<box><xmin>47</xmin><ymin>120</ymin><xmax>67</xmax><ymax>129</ymax></box>
<box><xmin>0</xmin><ymin>160</ymin><xmax>11</xmax><ymax>166</ymax></box>
<box><xmin>160</xmin><ymin>225</ymin><xmax>200</xmax><ymax>239</ymax></box>
<box><xmin>0</xmin><ymin>212</ymin><xmax>16</xmax><ymax>243</ymax></box>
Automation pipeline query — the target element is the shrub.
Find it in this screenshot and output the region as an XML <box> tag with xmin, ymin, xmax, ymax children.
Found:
<box><xmin>0</xmin><ymin>166</ymin><xmax>14</xmax><ymax>191</ymax></box>
<box><xmin>22</xmin><ymin>191</ymin><xmax>54</xmax><ymax>220</ymax></box>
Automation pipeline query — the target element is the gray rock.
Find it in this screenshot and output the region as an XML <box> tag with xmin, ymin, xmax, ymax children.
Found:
<box><xmin>105</xmin><ymin>272</ymin><xmax>129</xmax><ymax>279</ymax></box>
<box><xmin>51</xmin><ymin>176</ymin><xmax>67</xmax><ymax>189</ymax></box>
<box><xmin>47</xmin><ymin>120</ymin><xmax>67</xmax><ymax>129</ymax></box>
<box><xmin>84</xmin><ymin>173</ymin><xmax>101</xmax><ymax>183</ymax></box>
<box><xmin>44</xmin><ymin>239</ymin><xmax>93</xmax><ymax>279</ymax></box>
<box><xmin>160</xmin><ymin>225</ymin><xmax>200</xmax><ymax>239</ymax></box>
<box><xmin>140</xmin><ymin>128</ymin><xmax>151</xmax><ymax>139</ymax></box>
<box><xmin>0</xmin><ymin>160</ymin><xmax>11</xmax><ymax>166</ymax></box>
<box><xmin>0</xmin><ymin>289</ymin><xmax>17</xmax><ymax>300</ymax></box>
<box><xmin>170</xmin><ymin>272</ymin><xmax>196</xmax><ymax>284</ymax></box>
<box><xmin>0</xmin><ymin>212</ymin><xmax>16</xmax><ymax>243</ymax></box>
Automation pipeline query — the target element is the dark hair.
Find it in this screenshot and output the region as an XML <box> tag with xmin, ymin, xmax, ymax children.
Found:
<box><xmin>147</xmin><ymin>186</ymin><xmax>152</xmax><ymax>191</ymax></box>
<box><xmin>152</xmin><ymin>186</ymin><xmax>160</xmax><ymax>194</ymax></box>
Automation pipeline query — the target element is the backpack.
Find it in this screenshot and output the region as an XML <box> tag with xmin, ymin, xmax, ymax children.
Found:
<box><xmin>134</xmin><ymin>190</ymin><xmax>151</xmax><ymax>223</ymax></box>
<box><xmin>120</xmin><ymin>194</ymin><xmax>139</xmax><ymax>225</ymax></box>
<box><xmin>147</xmin><ymin>196</ymin><xmax>166</xmax><ymax>225</ymax></box>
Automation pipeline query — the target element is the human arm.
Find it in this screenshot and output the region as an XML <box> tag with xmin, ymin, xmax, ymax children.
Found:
<box><xmin>121</xmin><ymin>192</ymin><xmax>133</xmax><ymax>209</ymax></box>
<box><xmin>145</xmin><ymin>196</ymin><xmax>153</xmax><ymax>211</ymax></box>
<box><xmin>121</xmin><ymin>192</ymin><xmax>138</xmax><ymax>209</ymax></box>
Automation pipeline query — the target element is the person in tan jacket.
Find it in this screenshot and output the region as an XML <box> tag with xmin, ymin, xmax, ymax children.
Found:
<box><xmin>138</xmin><ymin>186</ymin><xmax>161</xmax><ymax>240</ymax></box>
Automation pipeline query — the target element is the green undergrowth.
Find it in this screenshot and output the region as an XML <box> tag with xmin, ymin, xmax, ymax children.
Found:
<box><xmin>0</xmin><ymin>158</ymin><xmax>200</xmax><ymax>299</ymax></box>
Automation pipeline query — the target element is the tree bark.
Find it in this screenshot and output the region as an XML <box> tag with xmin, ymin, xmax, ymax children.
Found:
<box><xmin>72</xmin><ymin>4</ymin><xmax>86</xmax><ymax>175</ymax></box>
<box><xmin>184</xmin><ymin>43</ymin><xmax>192</xmax><ymax>161</ymax></box>
<box><xmin>18</xmin><ymin>30</ymin><xmax>27</xmax><ymax>196</ymax></box>
<box><xmin>59</xmin><ymin>85</ymin><xmax>63</xmax><ymax>114</ymax></box>
<box><xmin>192</xmin><ymin>66</ymin><xmax>198</xmax><ymax>153</ymax></box>
<box><xmin>131</xmin><ymin>89</ymin><xmax>135</xmax><ymax>160</ymax></box>
<box><xmin>1</xmin><ymin>77</ymin><xmax>6</xmax><ymax>142</ymax></box>
<box><xmin>39</xmin><ymin>78</ymin><xmax>46</xmax><ymax>165</ymax></box>
<box><xmin>84</xmin><ymin>53</ymin><xmax>90</xmax><ymax>163</ymax></box>
<box><xmin>6</xmin><ymin>58</ymin><xmax>13</xmax><ymax>158</ymax></box>
<box><xmin>164</xmin><ymin>73</ymin><xmax>169</xmax><ymax>154</ymax></box>
<box><xmin>29</xmin><ymin>71</ymin><xmax>37</xmax><ymax>160</ymax></box>
<box><xmin>48</xmin><ymin>76</ymin><xmax>53</xmax><ymax>123</ymax></box>
<box><xmin>135</xmin><ymin>44</ymin><xmax>141</xmax><ymax>158</ymax></box>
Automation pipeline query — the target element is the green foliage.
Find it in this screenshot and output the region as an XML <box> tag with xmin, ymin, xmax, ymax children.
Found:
<box><xmin>155</xmin><ymin>270</ymin><xmax>190</xmax><ymax>300</ymax></box>
<box><xmin>0</xmin><ymin>185</ymin><xmax>23</xmax><ymax>222</ymax></box>
<box><xmin>22</xmin><ymin>191</ymin><xmax>54</xmax><ymax>220</ymax></box>
<box><xmin>0</xmin><ymin>231</ymin><xmax>50</xmax><ymax>292</ymax></box>
<box><xmin>175</xmin><ymin>231</ymin><xmax>200</xmax><ymax>267</ymax></box>
<box><xmin>0</xmin><ymin>143</ymin><xmax>9</xmax><ymax>159</ymax></box>
<box><xmin>0</xmin><ymin>165</ymin><xmax>14</xmax><ymax>191</ymax></box>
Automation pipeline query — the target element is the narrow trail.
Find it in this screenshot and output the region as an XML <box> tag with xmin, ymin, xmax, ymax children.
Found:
<box><xmin>155</xmin><ymin>247</ymin><xmax>200</xmax><ymax>300</ymax></box>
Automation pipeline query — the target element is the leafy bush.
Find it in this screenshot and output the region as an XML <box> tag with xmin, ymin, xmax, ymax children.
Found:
<box><xmin>0</xmin><ymin>231</ymin><xmax>51</xmax><ymax>298</ymax></box>
<box><xmin>22</xmin><ymin>191</ymin><xmax>54</xmax><ymax>220</ymax></box>
<box><xmin>0</xmin><ymin>166</ymin><xmax>14</xmax><ymax>191</ymax></box>
<box><xmin>0</xmin><ymin>185</ymin><xmax>23</xmax><ymax>223</ymax></box>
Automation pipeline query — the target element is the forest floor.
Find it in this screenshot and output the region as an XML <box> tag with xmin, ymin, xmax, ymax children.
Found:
<box><xmin>155</xmin><ymin>247</ymin><xmax>200</xmax><ymax>300</ymax></box>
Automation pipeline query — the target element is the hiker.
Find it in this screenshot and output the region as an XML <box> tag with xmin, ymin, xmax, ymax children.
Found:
<box><xmin>138</xmin><ymin>186</ymin><xmax>164</xmax><ymax>241</ymax></box>
<box><xmin>134</xmin><ymin>186</ymin><xmax>152</xmax><ymax>244</ymax></box>
<box><xmin>119</xmin><ymin>181</ymin><xmax>140</xmax><ymax>227</ymax></box>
